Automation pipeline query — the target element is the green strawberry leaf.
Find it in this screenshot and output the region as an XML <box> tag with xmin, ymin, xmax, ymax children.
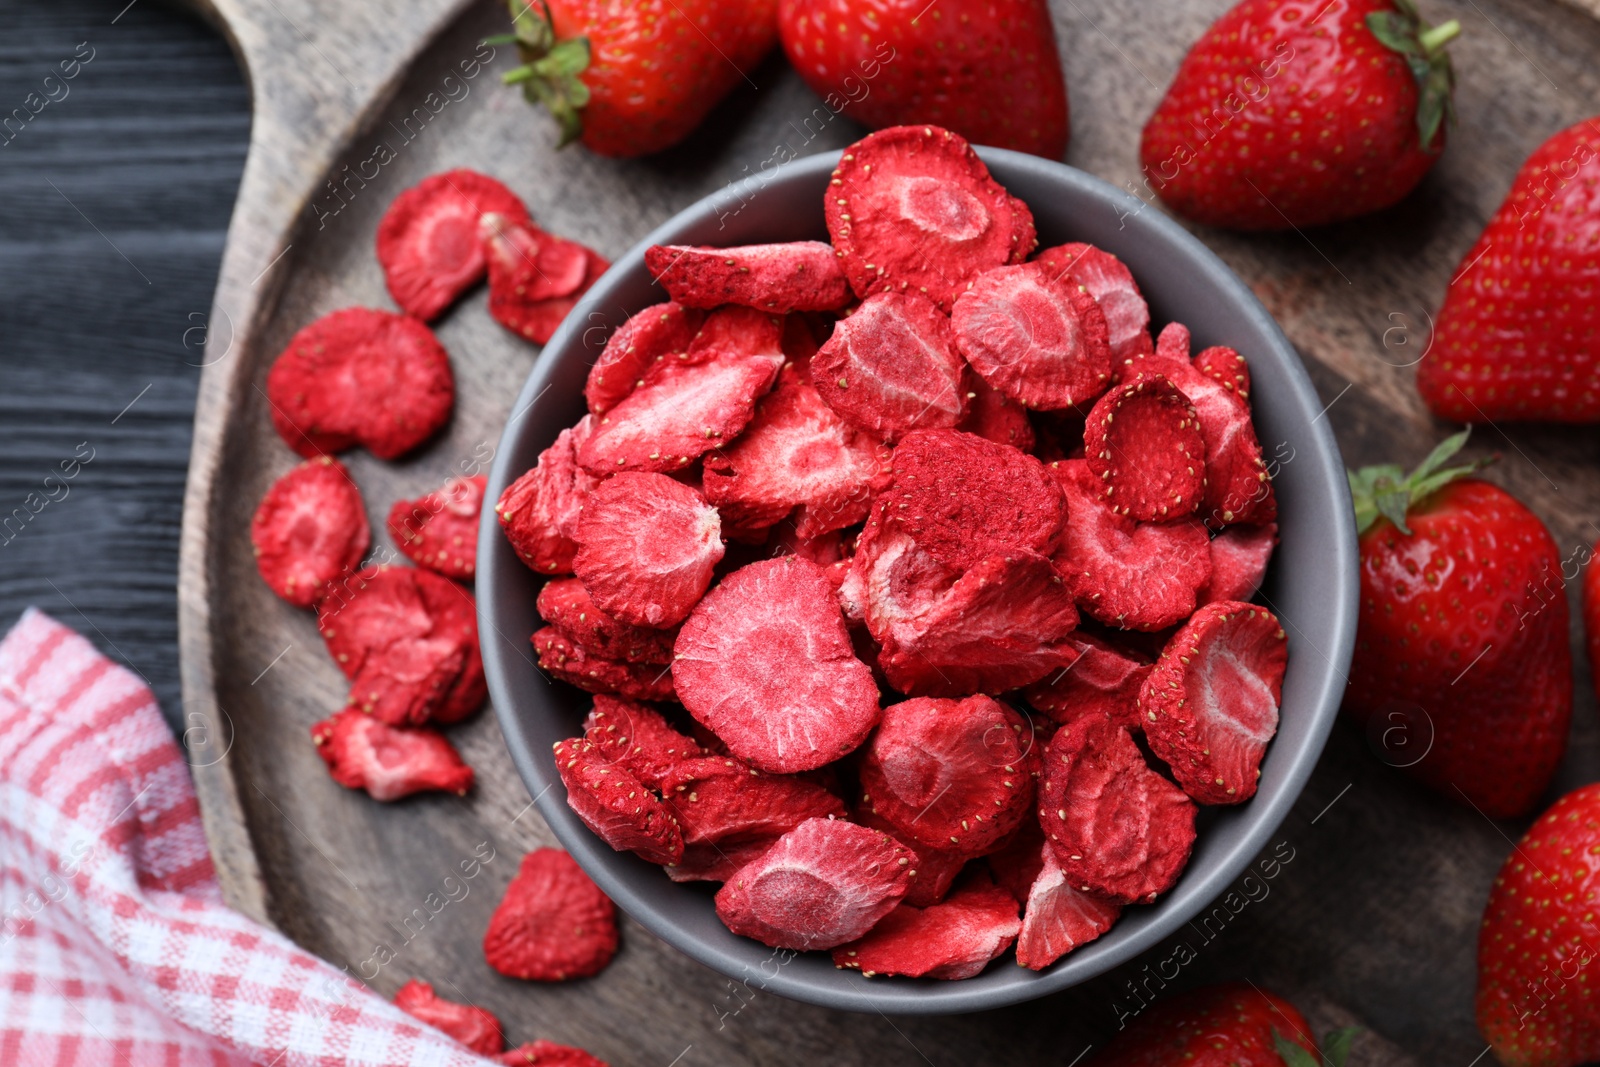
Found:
<box><xmin>1272</xmin><ymin>1027</ymin><xmax>1322</xmax><ymax>1067</ymax></box>
<box><xmin>1321</xmin><ymin>1026</ymin><xmax>1362</xmax><ymax>1067</ymax></box>
<box><xmin>501</xmin><ymin>0</ymin><xmax>591</xmax><ymax>147</ymax></box>
<box><xmin>1346</xmin><ymin>429</ymin><xmax>1491</xmax><ymax>536</ymax></box>
<box><xmin>1366</xmin><ymin>1</ymin><xmax>1460</xmax><ymax>148</ymax></box>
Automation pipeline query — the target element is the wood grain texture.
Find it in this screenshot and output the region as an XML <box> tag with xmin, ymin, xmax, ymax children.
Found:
<box><xmin>177</xmin><ymin>0</ymin><xmax>1600</xmax><ymax>1061</ymax></box>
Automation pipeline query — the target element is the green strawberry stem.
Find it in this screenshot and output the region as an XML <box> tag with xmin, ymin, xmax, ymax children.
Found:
<box><xmin>1272</xmin><ymin>1025</ymin><xmax>1361</xmax><ymax>1067</ymax></box>
<box><xmin>495</xmin><ymin>0</ymin><xmax>591</xmax><ymax>147</ymax></box>
<box><xmin>1366</xmin><ymin>0</ymin><xmax>1461</xmax><ymax>147</ymax></box>
<box><xmin>1347</xmin><ymin>428</ymin><xmax>1492</xmax><ymax>536</ymax></box>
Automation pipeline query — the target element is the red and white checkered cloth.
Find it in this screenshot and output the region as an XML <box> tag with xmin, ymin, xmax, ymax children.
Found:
<box><xmin>0</xmin><ymin>608</ymin><xmax>497</xmax><ymax>1066</ymax></box>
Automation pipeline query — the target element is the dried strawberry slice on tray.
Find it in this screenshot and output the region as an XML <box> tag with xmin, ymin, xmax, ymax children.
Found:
<box><xmin>376</xmin><ymin>168</ymin><xmax>530</xmax><ymax>321</ymax></box>
<box><xmin>1034</xmin><ymin>242</ymin><xmax>1154</xmax><ymax>363</ymax></box>
<box><xmin>585</xmin><ymin>301</ymin><xmax>704</xmax><ymax>415</ymax></box>
<box><xmin>645</xmin><ymin>241</ymin><xmax>851</xmax><ymax>312</ymax></box>
<box><xmin>265</xmin><ymin>308</ymin><xmax>454</xmax><ymax>460</ymax></box>
<box><xmin>496</xmin><ymin>1042</ymin><xmax>608</xmax><ymax>1067</ymax></box>
<box><xmin>483</xmin><ymin>213</ymin><xmax>609</xmax><ymax>345</ymax></box>
<box><xmin>389</xmin><ymin>474</ymin><xmax>485</xmax><ymax>581</ymax></box>
<box><xmin>497</xmin><ymin>417</ymin><xmax>601</xmax><ymax>576</ymax></box>
<box><xmin>553</xmin><ymin>737</ymin><xmax>683</xmax><ymax>865</ymax></box>
<box><xmin>825</xmin><ymin>125</ymin><xmax>1036</xmax><ymax>311</ymax></box>
<box><xmin>1083</xmin><ymin>372</ymin><xmax>1206</xmax><ymax>522</ymax></box>
<box><xmin>483</xmin><ymin>848</ymin><xmax>618</xmax><ymax>981</ymax></box>
<box><xmin>310</xmin><ymin>709</ymin><xmax>473</xmax><ymax>801</ymax></box>
<box><xmin>1139</xmin><ymin>601</ymin><xmax>1288</xmax><ymax>805</ymax></box>
<box><xmin>573</xmin><ymin>473</ymin><xmax>724</xmax><ymax>628</ymax></box>
<box><xmin>251</xmin><ymin>457</ymin><xmax>369</xmax><ymax>609</ymax></box>
<box><xmin>832</xmin><ymin>871</ymin><xmax>1021</xmax><ymax>980</ymax></box>
<box><xmin>538</xmin><ymin>579</ymin><xmax>678</xmax><ymax>665</ymax></box>
<box><xmin>533</xmin><ymin>627</ymin><xmax>676</xmax><ymax>703</ymax></box>
<box><xmin>811</xmin><ymin>292</ymin><xmax>967</xmax><ymax>440</ymax></box>
<box><xmin>392</xmin><ymin>978</ymin><xmax>503</xmax><ymax>1055</ymax></box>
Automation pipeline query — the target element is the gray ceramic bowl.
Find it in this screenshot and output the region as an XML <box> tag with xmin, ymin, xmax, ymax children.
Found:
<box><xmin>479</xmin><ymin>147</ymin><xmax>1357</xmax><ymax>1014</ymax></box>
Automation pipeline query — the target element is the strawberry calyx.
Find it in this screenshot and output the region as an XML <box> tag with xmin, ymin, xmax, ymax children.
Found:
<box><xmin>492</xmin><ymin>0</ymin><xmax>591</xmax><ymax>147</ymax></box>
<box><xmin>1365</xmin><ymin>0</ymin><xmax>1461</xmax><ymax>149</ymax></box>
<box><xmin>1272</xmin><ymin>1025</ymin><xmax>1361</xmax><ymax>1067</ymax></box>
<box><xmin>1347</xmin><ymin>428</ymin><xmax>1490</xmax><ymax>536</ymax></box>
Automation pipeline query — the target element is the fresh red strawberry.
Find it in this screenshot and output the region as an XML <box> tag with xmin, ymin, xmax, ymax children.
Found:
<box><xmin>498</xmin><ymin>0</ymin><xmax>778</xmax><ymax>157</ymax></box>
<box><xmin>311</xmin><ymin>710</ymin><xmax>474</xmax><ymax>801</ymax></box>
<box><xmin>1417</xmin><ymin>119</ymin><xmax>1600</xmax><ymax>423</ymax></box>
<box><xmin>392</xmin><ymin>978</ymin><xmax>503</xmax><ymax>1054</ymax></box>
<box><xmin>1477</xmin><ymin>783</ymin><xmax>1600</xmax><ymax>1067</ymax></box>
<box><xmin>777</xmin><ymin>0</ymin><xmax>1068</xmax><ymax>158</ymax></box>
<box><xmin>497</xmin><ymin>1041</ymin><xmax>609</xmax><ymax>1067</ymax></box>
<box><xmin>1089</xmin><ymin>982</ymin><xmax>1356</xmax><ymax>1066</ymax></box>
<box><xmin>1344</xmin><ymin>431</ymin><xmax>1572</xmax><ymax>819</ymax></box>
<box><xmin>483</xmin><ymin>849</ymin><xmax>618</xmax><ymax>981</ymax></box>
<box><xmin>831</xmin><ymin>870</ymin><xmax>1021</xmax><ymax>980</ymax></box>
<box><xmin>1140</xmin><ymin>0</ymin><xmax>1460</xmax><ymax>229</ymax></box>
<box><xmin>389</xmin><ymin>474</ymin><xmax>485</xmax><ymax>581</ymax></box>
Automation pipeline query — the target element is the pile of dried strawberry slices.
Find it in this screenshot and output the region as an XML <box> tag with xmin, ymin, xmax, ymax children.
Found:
<box><xmin>499</xmin><ymin>125</ymin><xmax>1289</xmax><ymax>981</ymax></box>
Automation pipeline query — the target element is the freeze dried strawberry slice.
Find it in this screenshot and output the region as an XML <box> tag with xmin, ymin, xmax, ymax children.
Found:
<box><xmin>377</xmin><ymin>169</ymin><xmax>530</xmax><ymax>321</ymax></box>
<box><xmin>1015</xmin><ymin>844</ymin><xmax>1121</xmax><ymax>970</ymax></box>
<box><xmin>582</xmin><ymin>695</ymin><xmax>700</xmax><ymax>788</ymax></box>
<box><xmin>389</xmin><ymin>474</ymin><xmax>484</xmax><ymax>581</ymax></box>
<box><xmin>885</xmin><ymin>429</ymin><xmax>1066</xmax><ymax>571</ymax></box>
<box><xmin>957</xmin><ymin>371</ymin><xmax>1035</xmax><ymax>451</ymax></box>
<box><xmin>680</xmin><ymin>305</ymin><xmax>786</xmax><ymax>365</ymax></box>
<box><xmin>578</xmin><ymin>352</ymin><xmax>782</xmax><ymax>474</ymax></box>
<box><xmin>1039</xmin><ymin>715</ymin><xmax>1197</xmax><ymax>905</ymax></box>
<box><xmin>553</xmin><ymin>737</ymin><xmax>683</xmax><ymax>865</ymax></box>
<box><xmin>538</xmin><ymin>579</ymin><xmax>677</xmax><ymax>665</ymax></box>
<box><xmin>497</xmin><ymin>418</ymin><xmax>601</xmax><ymax>576</ymax></box>
<box><xmin>1155</xmin><ymin>322</ymin><xmax>1191</xmax><ymax>362</ymax></box>
<box><xmin>251</xmin><ymin>457</ymin><xmax>369</xmax><ymax>609</ymax></box>
<box><xmin>497</xmin><ymin>1041</ymin><xmax>609</xmax><ymax>1067</ymax></box>
<box><xmin>483</xmin><ymin>848</ymin><xmax>618</xmax><ymax>981</ymax></box>
<box><xmin>585</xmin><ymin>302</ymin><xmax>703</xmax><ymax>415</ymax></box>
<box><xmin>832</xmin><ymin>871</ymin><xmax>1020</xmax><ymax>980</ymax></box>
<box><xmin>1035</xmin><ymin>243</ymin><xmax>1154</xmax><ymax>362</ymax></box>
<box><xmin>674</xmin><ymin>557</ymin><xmax>880</xmax><ymax>772</ymax></box>
<box><xmin>702</xmin><ymin>371</ymin><xmax>891</xmax><ymax>539</ymax></box>
<box><xmin>645</xmin><ymin>241</ymin><xmax>851</xmax><ymax>312</ymax></box>
<box><xmin>812</xmin><ymin>292</ymin><xmax>966</xmax><ymax>439</ymax></box>
<box><xmin>859</xmin><ymin>695</ymin><xmax>1039</xmax><ymax>856</ymax></box>
<box><xmin>1195</xmin><ymin>344</ymin><xmax>1250</xmax><ymax>401</ymax></box>
<box><xmin>855</xmin><ymin>807</ymin><xmax>970</xmax><ymax>907</ymax></box>
<box><xmin>392</xmin><ymin>978</ymin><xmax>503</xmax><ymax>1055</ymax></box>
<box><xmin>1142</xmin><ymin>356</ymin><xmax>1275</xmax><ymax>526</ymax></box>
<box><xmin>266</xmin><ymin>308</ymin><xmax>454</xmax><ymax>460</ymax></box>
<box><xmin>661</xmin><ymin>756</ymin><xmax>846</xmax><ymax>845</ymax></box>
<box><xmin>664</xmin><ymin>836</ymin><xmax>779</xmax><ymax>884</ymax></box>
<box><xmin>574</xmin><ymin>473</ymin><xmax>724</xmax><ymax>628</ymax></box>
<box><xmin>952</xmin><ymin>263</ymin><xmax>1113</xmax><ymax>411</ymax></box>
<box><xmin>310</xmin><ymin>709</ymin><xmax>473</xmax><ymax>801</ymax></box>
<box><xmin>826</xmin><ymin>125</ymin><xmax>1036</xmax><ymax>311</ymax></box>
<box><xmin>1140</xmin><ymin>601</ymin><xmax>1287</xmax><ymax>805</ymax></box>
<box><xmin>533</xmin><ymin>627</ymin><xmax>675</xmax><ymax>702</ymax></box>
<box><xmin>482</xmin><ymin>213</ymin><xmax>609</xmax><ymax>344</ymax></box>
<box><xmin>1023</xmin><ymin>632</ymin><xmax>1151</xmax><ymax>728</ymax></box>
<box><xmin>985</xmin><ymin>814</ymin><xmax>1046</xmax><ymax>902</ymax></box>
<box><xmin>318</xmin><ymin>565</ymin><xmax>484</xmax><ymax>726</ymax></box>
<box><xmin>841</xmin><ymin>520</ymin><xmax>961</xmax><ymax>640</ymax></box>
<box><xmin>1084</xmin><ymin>373</ymin><xmax>1206</xmax><ymax>522</ymax></box>
<box><xmin>1199</xmin><ymin>523</ymin><xmax>1277</xmax><ymax>605</ymax></box>
<box><xmin>1052</xmin><ymin>459</ymin><xmax>1211</xmax><ymax>631</ymax></box>
<box><xmin>714</xmin><ymin>818</ymin><xmax>916</xmax><ymax>950</ymax></box>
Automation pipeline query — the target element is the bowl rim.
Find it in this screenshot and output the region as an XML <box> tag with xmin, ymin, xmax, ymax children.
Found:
<box><xmin>478</xmin><ymin>146</ymin><xmax>1358</xmax><ymax>1014</ymax></box>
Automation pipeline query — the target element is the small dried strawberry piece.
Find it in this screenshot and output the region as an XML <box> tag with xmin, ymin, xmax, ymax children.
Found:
<box><xmin>841</xmin><ymin>521</ymin><xmax>961</xmax><ymax>640</ymax></box>
<box><xmin>1039</xmin><ymin>715</ymin><xmax>1197</xmax><ymax>905</ymax></box>
<box><xmin>497</xmin><ymin>417</ymin><xmax>602</xmax><ymax>575</ymax></box>
<box><xmin>586</xmin><ymin>302</ymin><xmax>704</xmax><ymax>415</ymax></box>
<box><xmin>1199</xmin><ymin>522</ymin><xmax>1278</xmax><ymax>605</ymax></box>
<box><xmin>956</xmin><ymin>371</ymin><xmax>1035</xmax><ymax>452</ymax></box>
<box><xmin>952</xmin><ymin>263</ymin><xmax>1113</xmax><ymax>410</ymax></box>
<box><xmin>538</xmin><ymin>579</ymin><xmax>677</xmax><ymax>665</ymax></box>
<box><xmin>673</xmin><ymin>557</ymin><xmax>881</xmax><ymax>773</ymax></box>
<box><xmin>878</xmin><ymin>429</ymin><xmax>1067</xmax><ymax>571</ymax></box>
<box><xmin>1140</xmin><ymin>601</ymin><xmax>1288</xmax><ymax>805</ymax></box>
<box><xmin>1035</xmin><ymin>243</ymin><xmax>1154</xmax><ymax>363</ymax></box>
<box><xmin>661</xmin><ymin>756</ymin><xmax>846</xmax><ymax>846</ymax></box>
<box><xmin>1154</xmin><ymin>321</ymin><xmax>1191</xmax><ymax>362</ymax></box>
<box><xmin>1023</xmin><ymin>632</ymin><xmax>1151</xmax><ymax>728</ymax></box>
<box><xmin>664</xmin><ymin>836</ymin><xmax>780</xmax><ymax>884</ymax></box>
<box><xmin>1014</xmin><ymin>843</ymin><xmax>1120</xmax><ymax>970</ymax></box>
<box><xmin>1051</xmin><ymin>459</ymin><xmax>1212</xmax><ymax>631</ymax></box>
<box><xmin>318</xmin><ymin>565</ymin><xmax>484</xmax><ymax>726</ymax></box>
<box><xmin>310</xmin><ymin>709</ymin><xmax>473</xmax><ymax>801</ymax></box>
<box><xmin>573</xmin><ymin>473</ymin><xmax>724</xmax><ymax>628</ymax></box>
<box><xmin>578</xmin><ymin>352</ymin><xmax>783</xmax><ymax>474</ymax></box>
<box><xmin>859</xmin><ymin>695</ymin><xmax>1040</xmax><ymax>856</ymax></box>
<box><xmin>832</xmin><ymin>871</ymin><xmax>1021</xmax><ymax>980</ymax></box>
<box><xmin>645</xmin><ymin>241</ymin><xmax>851</xmax><ymax>312</ymax></box>
<box><xmin>857</xmin><ymin>806</ymin><xmax>969</xmax><ymax>907</ymax></box>
<box><xmin>702</xmin><ymin>369</ymin><xmax>891</xmax><ymax>540</ymax></box>
<box><xmin>826</xmin><ymin>125</ymin><xmax>1036</xmax><ymax>311</ymax></box>
<box><xmin>1084</xmin><ymin>373</ymin><xmax>1206</xmax><ymax>522</ymax></box>
<box><xmin>582</xmin><ymin>695</ymin><xmax>701</xmax><ymax>788</ymax></box>
<box><xmin>266</xmin><ymin>308</ymin><xmax>454</xmax><ymax>460</ymax></box>
<box><xmin>377</xmin><ymin>169</ymin><xmax>530</xmax><ymax>321</ymax></box>
<box><xmin>681</xmin><ymin>305</ymin><xmax>786</xmax><ymax>365</ymax></box>
<box><xmin>1194</xmin><ymin>344</ymin><xmax>1250</xmax><ymax>401</ymax></box>
<box><xmin>985</xmin><ymin>814</ymin><xmax>1046</xmax><ymax>902</ymax></box>
<box><xmin>392</xmin><ymin>978</ymin><xmax>504</xmax><ymax>1055</ymax></box>
<box><xmin>811</xmin><ymin>292</ymin><xmax>966</xmax><ymax>440</ymax></box>
<box><xmin>1142</xmin><ymin>356</ymin><xmax>1276</xmax><ymax>526</ymax></box>
<box><xmin>482</xmin><ymin>213</ymin><xmax>609</xmax><ymax>344</ymax></box>
<box><xmin>533</xmin><ymin>627</ymin><xmax>675</xmax><ymax>702</ymax></box>
<box><xmin>714</xmin><ymin>817</ymin><xmax>917</xmax><ymax>950</ymax></box>
<box><xmin>496</xmin><ymin>1040</ymin><xmax>609</xmax><ymax>1067</ymax></box>
<box><xmin>389</xmin><ymin>474</ymin><xmax>485</xmax><ymax>581</ymax></box>
<box><xmin>553</xmin><ymin>737</ymin><xmax>683</xmax><ymax>865</ymax></box>
<box><xmin>251</xmin><ymin>457</ymin><xmax>369</xmax><ymax>608</ymax></box>
<box><xmin>483</xmin><ymin>848</ymin><xmax>618</xmax><ymax>981</ymax></box>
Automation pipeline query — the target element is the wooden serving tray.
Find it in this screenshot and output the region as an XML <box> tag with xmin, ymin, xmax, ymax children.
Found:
<box><xmin>176</xmin><ymin>0</ymin><xmax>1600</xmax><ymax>1061</ymax></box>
